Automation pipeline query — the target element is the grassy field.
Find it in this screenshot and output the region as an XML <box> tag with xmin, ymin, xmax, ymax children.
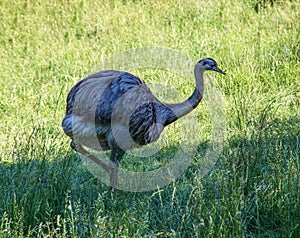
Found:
<box><xmin>0</xmin><ymin>0</ymin><xmax>299</xmax><ymax>237</ymax></box>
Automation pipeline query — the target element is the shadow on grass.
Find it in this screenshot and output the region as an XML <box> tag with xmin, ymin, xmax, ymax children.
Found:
<box><xmin>0</xmin><ymin>150</ymin><xmax>90</xmax><ymax>235</ymax></box>
<box><xmin>0</xmin><ymin>116</ymin><xmax>299</xmax><ymax>237</ymax></box>
<box><xmin>197</xmin><ymin>116</ymin><xmax>300</xmax><ymax>237</ymax></box>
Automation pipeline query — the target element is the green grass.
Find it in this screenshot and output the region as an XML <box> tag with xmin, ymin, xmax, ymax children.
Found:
<box><xmin>0</xmin><ymin>0</ymin><xmax>299</xmax><ymax>237</ymax></box>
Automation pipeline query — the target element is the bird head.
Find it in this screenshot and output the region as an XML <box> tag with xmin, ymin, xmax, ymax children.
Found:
<box><xmin>197</xmin><ymin>58</ymin><xmax>226</xmax><ymax>75</ymax></box>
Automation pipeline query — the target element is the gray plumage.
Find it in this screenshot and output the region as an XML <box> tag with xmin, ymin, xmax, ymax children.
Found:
<box><xmin>62</xmin><ymin>58</ymin><xmax>226</xmax><ymax>187</ymax></box>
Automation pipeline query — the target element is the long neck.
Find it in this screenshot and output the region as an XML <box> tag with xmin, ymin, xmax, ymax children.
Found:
<box><xmin>163</xmin><ymin>66</ymin><xmax>204</xmax><ymax>126</ymax></box>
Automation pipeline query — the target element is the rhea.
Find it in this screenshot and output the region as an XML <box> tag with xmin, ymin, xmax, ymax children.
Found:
<box><xmin>62</xmin><ymin>58</ymin><xmax>226</xmax><ymax>187</ymax></box>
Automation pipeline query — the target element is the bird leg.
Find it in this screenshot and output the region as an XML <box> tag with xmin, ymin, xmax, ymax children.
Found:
<box><xmin>70</xmin><ymin>141</ymin><xmax>110</xmax><ymax>173</ymax></box>
<box><xmin>70</xmin><ymin>141</ymin><xmax>125</xmax><ymax>188</ymax></box>
<box><xmin>108</xmin><ymin>147</ymin><xmax>125</xmax><ymax>188</ymax></box>
<box><xmin>108</xmin><ymin>160</ymin><xmax>118</xmax><ymax>188</ymax></box>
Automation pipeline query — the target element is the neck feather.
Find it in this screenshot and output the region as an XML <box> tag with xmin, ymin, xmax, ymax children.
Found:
<box><xmin>163</xmin><ymin>67</ymin><xmax>204</xmax><ymax>125</ymax></box>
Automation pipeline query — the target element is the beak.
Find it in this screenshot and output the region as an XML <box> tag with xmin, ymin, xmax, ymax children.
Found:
<box><xmin>213</xmin><ymin>66</ymin><xmax>226</xmax><ymax>75</ymax></box>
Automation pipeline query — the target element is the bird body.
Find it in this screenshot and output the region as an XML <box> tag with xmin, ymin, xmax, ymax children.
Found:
<box><xmin>62</xmin><ymin>58</ymin><xmax>226</xmax><ymax>187</ymax></box>
<box><xmin>62</xmin><ymin>70</ymin><xmax>168</xmax><ymax>151</ymax></box>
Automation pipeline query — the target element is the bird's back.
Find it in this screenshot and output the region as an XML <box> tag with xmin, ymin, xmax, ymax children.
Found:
<box><xmin>65</xmin><ymin>70</ymin><xmax>145</xmax><ymax>121</ymax></box>
<box><xmin>66</xmin><ymin>70</ymin><xmax>119</xmax><ymax>116</ymax></box>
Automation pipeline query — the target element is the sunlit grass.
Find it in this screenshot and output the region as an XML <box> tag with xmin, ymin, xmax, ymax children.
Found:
<box><xmin>0</xmin><ymin>0</ymin><xmax>299</xmax><ymax>237</ymax></box>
